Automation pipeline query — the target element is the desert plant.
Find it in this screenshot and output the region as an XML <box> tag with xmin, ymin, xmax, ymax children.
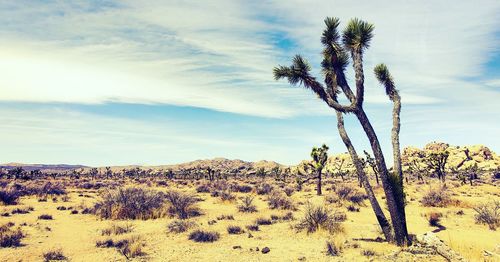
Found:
<box><xmin>0</xmin><ymin>188</ymin><xmax>20</xmax><ymax>205</ymax></box>
<box><xmin>165</xmin><ymin>190</ymin><xmax>201</xmax><ymax>219</ymax></box>
<box><xmin>274</xmin><ymin>16</ymin><xmax>410</xmax><ymax>245</ymax></box>
<box><xmin>256</xmin><ymin>183</ymin><xmax>273</xmax><ymax>195</ymax></box>
<box><xmin>216</xmin><ymin>214</ymin><xmax>234</xmax><ymax>220</ymax></box>
<box><xmin>361</xmin><ymin>249</ymin><xmax>376</xmax><ymax>257</ymax></box>
<box><xmin>0</xmin><ymin>223</ymin><xmax>24</xmax><ymax>247</ymax></box>
<box><xmin>101</xmin><ymin>223</ymin><xmax>134</xmax><ymax>236</ymax></box>
<box><xmin>167</xmin><ymin>220</ymin><xmax>196</xmax><ymax>233</ymax></box>
<box><xmin>267</xmin><ymin>191</ymin><xmax>295</xmax><ymax>210</ymax></box>
<box><xmin>246</xmin><ymin>224</ymin><xmax>259</xmax><ymax>231</ymax></box>
<box><xmin>188</xmin><ymin>230</ymin><xmax>220</xmax><ymax>242</ymax></box>
<box><xmin>227</xmin><ymin>225</ymin><xmax>243</xmax><ymax>234</ymax></box>
<box><xmin>38</xmin><ymin>214</ymin><xmax>53</xmax><ymax>220</ymax></box>
<box><xmin>473</xmin><ymin>200</ymin><xmax>500</xmax><ymax>230</ymax></box>
<box><xmin>93</xmin><ymin>187</ymin><xmax>167</xmax><ymax>220</ymax></box>
<box><xmin>43</xmin><ymin>249</ymin><xmax>67</xmax><ymax>261</ymax></box>
<box><xmin>237</xmin><ymin>195</ymin><xmax>257</xmax><ymax>213</ymax></box>
<box><xmin>421</xmin><ymin>187</ymin><xmax>451</xmax><ymax>207</ymax></box>
<box><xmin>96</xmin><ymin>235</ymin><xmax>144</xmax><ymax>259</ymax></box>
<box><xmin>326</xmin><ymin>239</ymin><xmax>343</xmax><ymax>256</ymax></box>
<box><xmin>311</xmin><ymin>144</ymin><xmax>329</xmax><ymax>195</ymax></box>
<box><xmin>295</xmin><ymin>203</ymin><xmax>344</xmax><ymax>234</ymax></box>
<box><xmin>255</xmin><ymin>217</ymin><xmax>272</xmax><ymax>225</ymax></box>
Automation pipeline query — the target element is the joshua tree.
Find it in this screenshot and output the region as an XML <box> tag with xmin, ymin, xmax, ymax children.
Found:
<box><xmin>311</xmin><ymin>144</ymin><xmax>329</xmax><ymax>195</ymax></box>
<box><xmin>363</xmin><ymin>150</ymin><xmax>380</xmax><ymax>185</ymax></box>
<box><xmin>273</xmin><ymin>17</ymin><xmax>409</xmax><ymax>245</ymax></box>
<box><xmin>426</xmin><ymin>150</ymin><xmax>449</xmax><ymax>182</ymax></box>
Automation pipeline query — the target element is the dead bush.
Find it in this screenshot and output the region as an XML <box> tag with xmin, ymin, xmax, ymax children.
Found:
<box><xmin>227</xmin><ymin>225</ymin><xmax>244</xmax><ymax>234</ymax></box>
<box><xmin>101</xmin><ymin>223</ymin><xmax>134</xmax><ymax>236</ymax></box>
<box><xmin>96</xmin><ymin>235</ymin><xmax>144</xmax><ymax>259</ymax></box>
<box><xmin>0</xmin><ymin>188</ymin><xmax>21</xmax><ymax>205</ymax></box>
<box><xmin>473</xmin><ymin>200</ymin><xmax>500</xmax><ymax>230</ymax></box>
<box><xmin>93</xmin><ymin>187</ymin><xmax>167</xmax><ymax>220</ymax></box>
<box><xmin>421</xmin><ymin>187</ymin><xmax>451</xmax><ymax>207</ymax></box>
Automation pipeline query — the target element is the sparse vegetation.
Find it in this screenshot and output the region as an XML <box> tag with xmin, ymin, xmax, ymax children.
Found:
<box><xmin>473</xmin><ymin>200</ymin><xmax>500</xmax><ymax>230</ymax></box>
<box><xmin>188</xmin><ymin>230</ymin><xmax>220</xmax><ymax>242</ymax></box>
<box><xmin>43</xmin><ymin>249</ymin><xmax>67</xmax><ymax>261</ymax></box>
<box><xmin>421</xmin><ymin>187</ymin><xmax>451</xmax><ymax>207</ymax></box>
<box><xmin>167</xmin><ymin>220</ymin><xmax>196</xmax><ymax>233</ymax></box>
<box><xmin>0</xmin><ymin>223</ymin><xmax>24</xmax><ymax>247</ymax></box>
<box><xmin>295</xmin><ymin>203</ymin><xmax>344</xmax><ymax>234</ymax></box>
<box><xmin>237</xmin><ymin>195</ymin><xmax>257</xmax><ymax>213</ymax></box>
<box><xmin>101</xmin><ymin>223</ymin><xmax>134</xmax><ymax>236</ymax></box>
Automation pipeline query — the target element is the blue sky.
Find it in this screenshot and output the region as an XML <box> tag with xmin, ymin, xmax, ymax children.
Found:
<box><xmin>0</xmin><ymin>1</ymin><xmax>499</xmax><ymax>166</ymax></box>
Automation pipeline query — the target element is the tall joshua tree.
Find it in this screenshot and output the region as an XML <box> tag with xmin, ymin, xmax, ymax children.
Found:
<box><xmin>274</xmin><ymin>17</ymin><xmax>409</xmax><ymax>245</ymax></box>
<box><xmin>311</xmin><ymin>144</ymin><xmax>329</xmax><ymax>195</ymax></box>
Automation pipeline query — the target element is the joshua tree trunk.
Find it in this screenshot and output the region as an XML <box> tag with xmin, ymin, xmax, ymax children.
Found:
<box><xmin>355</xmin><ymin>109</ymin><xmax>409</xmax><ymax>246</ymax></box>
<box><xmin>336</xmin><ymin>111</ymin><xmax>394</xmax><ymax>242</ymax></box>
<box><xmin>392</xmin><ymin>94</ymin><xmax>403</xmax><ymax>182</ymax></box>
<box><xmin>317</xmin><ymin>170</ymin><xmax>322</xmax><ymax>195</ymax></box>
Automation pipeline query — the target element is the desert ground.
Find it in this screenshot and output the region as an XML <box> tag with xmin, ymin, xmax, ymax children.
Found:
<box><xmin>1</xmin><ymin>144</ymin><xmax>499</xmax><ymax>262</ymax></box>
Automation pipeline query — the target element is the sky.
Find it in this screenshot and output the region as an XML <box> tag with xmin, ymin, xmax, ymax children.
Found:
<box><xmin>0</xmin><ymin>0</ymin><xmax>499</xmax><ymax>166</ymax></box>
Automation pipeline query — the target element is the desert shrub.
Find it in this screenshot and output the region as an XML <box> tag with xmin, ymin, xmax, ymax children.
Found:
<box><xmin>38</xmin><ymin>214</ymin><xmax>53</xmax><ymax>220</ymax></box>
<box><xmin>333</xmin><ymin>211</ymin><xmax>347</xmax><ymax>222</ymax></box>
<box><xmin>231</xmin><ymin>184</ymin><xmax>253</xmax><ymax>193</ymax></box>
<box><xmin>219</xmin><ymin>191</ymin><xmax>236</xmax><ymax>202</ymax></box>
<box><xmin>188</xmin><ymin>230</ymin><xmax>220</xmax><ymax>242</ymax></box>
<box><xmin>196</xmin><ymin>183</ymin><xmax>211</xmax><ymax>193</ymax></box>
<box><xmin>167</xmin><ymin>220</ymin><xmax>196</xmax><ymax>233</ymax></box>
<box><xmin>256</xmin><ymin>183</ymin><xmax>273</xmax><ymax>195</ymax></box>
<box><xmin>271</xmin><ymin>212</ymin><xmax>294</xmax><ymax>222</ymax></box>
<box><xmin>96</xmin><ymin>235</ymin><xmax>144</xmax><ymax>258</ymax></box>
<box><xmin>0</xmin><ymin>223</ymin><xmax>24</xmax><ymax>247</ymax></box>
<box><xmin>335</xmin><ymin>185</ymin><xmax>366</xmax><ymax>205</ymax></box>
<box><xmin>216</xmin><ymin>214</ymin><xmax>234</xmax><ymax>220</ymax></box>
<box><xmin>284</xmin><ymin>187</ymin><xmax>295</xmax><ymax>197</ymax></box>
<box><xmin>246</xmin><ymin>224</ymin><xmax>259</xmax><ymax>231</ymax></box>
<box><xmin>255</xmin><ymin>217</ymin><xmax>272</xmax><ymax>225</ymax></box>
<box><xmin>11</xmin><ymin>206</ymin><xmax>33</xmax><ymax>214</ymax></box>
<box><xmin>37</xmin><ymin>182</ymin><xmax>66</xmax><ymax>197</ymax></box>
<box><xmin>93</xmin><ymin>187</ymin><xmax>167</xmax><ymax>220</ymax></box>
<box><xmin>326</xmin><ymin>239</ymin><xmax>343</xmax><ymax>256</ymax></box>
<box><xmin>295</xmin><ymin>203</ymin><xmax>344</xmax><ymax>234</ymax></box>
<box><xmin>102</xmin><ymin>223</ymin><xmax>134</xmax><ymax>236</ymax></box>
<box><xmin>56</xmin><ymin>206</ymin><xmax>67</xmax><ymax>211</ymax></box>
<box><xmin>237</xmin><ymin>195</ymin><xmax>257</xmax><ymax>213</ymax></box>
<box><xmin>165</xmin><ymin>190</ymin><xmax>201</xmax><ymax>219</ymax></box>
<box><xmin>361</xmin><ymin>249</ymin><xmax>376</xmax><ymax>257</ymax></box>
<box><xmin>43</xmin><ymin>249</ymin><xmax>67</xmax><ymax>261</ymax></box>
<box><xmin>421</xmin><ymin>187</ymin><xmax>451</xmax><ymax>207</ymax></box>
<box><xmin>267</xmin><ymin>191</ymin><xmax>295</xmax><ymax>210</ymax></box>
<box><xmin>0</xmin><ymin>188</ymin><xmax>21</xmax><ymax>205</ymax></box>
<box><xmin>227</xmin><ymin>225</ymin><xmax>243</xmax><ymax>234</ymax></box>
<box><xmin>473</xmin><ymin>200</ymin><xmax>500</xmax><ymax>230</ymax></box>
<box><xmin>426</xmin><ymin>212</ymin><xmax>442</xmax><ymax>226</ymax></box>
<box><xmin>70</xmin><ymin>210</ymin><xmax>78</xmax><ymax>215</ymax></box>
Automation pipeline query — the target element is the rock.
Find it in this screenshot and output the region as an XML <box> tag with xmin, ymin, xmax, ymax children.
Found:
<box><xmin>261</xmin><ymin>247</ymin><xmax>270</xmax><ymax>254</ymax></box>
<box><xmin>247</xmin><ymin>233</ymin><xmax>253</xmax><ymax>238</ymax></box>
<box><xmin>233</xmin><ymin>245</ymin><xmax>241</xmax><ymax>249</ymax></box>
<box><xmin>298</xmin><ymin>257</ymin><xmax>306</xmax><ymax>261</ymax></box>
<box><xmin>416</xmin><ymin>232</ymin><xmax>467</xmax><ymax>261</ymax></box>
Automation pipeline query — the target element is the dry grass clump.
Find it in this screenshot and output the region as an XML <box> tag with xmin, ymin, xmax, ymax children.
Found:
<box><xmin>165</xmin><ymin>190</ymin><xmax>201</xmax><ymax>219</ymax></box>
<box><xmin>93</xmin><ymin>187</ymin><xmax>167</xmax><ymax>220</ymax></box>
<box><xmin>101</xmin><ymin>223</ymin><xmax>134</xmax><ymax>236</ymax></box>
<box><xmin>167</xmin><ymin>220</ymin><xmax>196</xmax><ymax>233</ymax></box>
<box><xmin>256</xmin><ymin>183</ymin><xmax>273</xmax><ymax>195</ymax></box>
<box><xmin>96</xmin><ymin>235</ymin><xmax>144</xmax><ymax>259</ymax></box>
<box><xmin>295</xmin><ymin>203</ymin><xmax>344</xmax><ymax>234</ymax></box>
<box><xmin>0</xmin><ymin>223</ymin><xmax>24</xmax><ymax>247</ymax></box>
<box><xmin>473</xmin><ymin>200</ymin><xmax>500</xmax><ymax>230</ymax></box>
<box><xmin>227</xmin><ymin>225</ymin><xmax>244</xmax><ymax>234</ymax></box>
<box><xmin>255</xmin><ymin>217</ymin><xmax>272</xmax><ymax>226</ymax></box>
<box><xmin>216</xmin><ymin>214</ymin><xmax>234</xmax><ymax>220</ymax></box>
<box><xmin>0</xmin><ymin>188</ymin><xmax>21</xmax><ymax>205</ymax></box>
<box><xmin>361</xmin><ymin>249</ymin><xmax>376</xmax><ymax>257</ymax></box>
<box><xmin>237</xmin><ymin>195</ymin><xmax>257</xmax><ymax>213</ymax></box>
<box><xmin>188</xmin><ymin>230</ymin><xmax>220</xmax><ymax>242</ymax></box>
<box><xmin>230</xmin><ymin>183</ymin><xmax>253</xmax><ymax>193</ymax></box>
<box><xmin>11</xmin><ymin>206</ymin><xmax>34</xmax><ymax>214</ymax></box>
<box><xmin>421</xmin><ymin>187</ymin><xmax>452</xmax><ymax>207</ymax></box>
<box><xmin>36</xmin><ymin>182</ymin><xmax>66</xmax><ymax>198</ymax></box>
<box><xmin>42</xmin><ymin>249</ymin><xmax>67</xmax><ymax>261</ymax></box>
<box><xmin>326</xmin><ymin>238</ymin><xmax>343</xmax><ymax>256</ymax></box>
<box><xmin>267</xmin><ymin>191</ymin><xmax>295</xmax><ymax>210</ymax></box>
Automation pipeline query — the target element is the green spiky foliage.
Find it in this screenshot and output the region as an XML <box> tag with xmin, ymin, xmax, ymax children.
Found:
<box><xmin>374</xmin><ymin>64</ymin><xmax>398</xmax><ymax>100</ymax></box>
<box><xmin>311</xmin><ymin>144</ymin><xmax>329</xmax><ymax>172</ymax></box>
<box><xmin>342</xmin><ymin>18</ymin><xmax>375</xmax><ymax>52</ymax></box>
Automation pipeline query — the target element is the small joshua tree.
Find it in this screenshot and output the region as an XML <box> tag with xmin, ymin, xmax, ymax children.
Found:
<box><xmin>426</xmin><ymin>150</ymin><xmax>449</xmax><ymax>182</ymax></box>
<box><xmin>363</xmin><ymin>151</ymin><xmax>379</xmax><ymax>185</ymax></box>
<box><xmin>311</xmin><ymin>144</ymin><xmax>329</xmax><ymax>195</ymax></box>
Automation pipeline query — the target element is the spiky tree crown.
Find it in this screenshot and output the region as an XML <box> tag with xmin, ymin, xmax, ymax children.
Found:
<box><xmin>342</xmin><ymin>18</ymin><xmax>375</xmax><ymax>52</ymax></box>
<box><xmin>311</xmin><ymin>144</ymin><xmax>329</xmax><ymax>169</ymax></box>
<box><xmin>374</xmin><ymin>63</ymin><xmax>398</xmax><ymax>100</ymax></box>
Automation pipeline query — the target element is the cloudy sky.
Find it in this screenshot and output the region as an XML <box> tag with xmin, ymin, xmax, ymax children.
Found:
<box><xmin>1</xmin><ymin>1</ymin><xmax>499</xmax><ymax>166</ymax></box>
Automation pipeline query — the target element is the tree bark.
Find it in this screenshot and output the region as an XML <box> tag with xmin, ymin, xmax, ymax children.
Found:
<box><xmin>355</xmin><ymin>109</ymin><xmax>410</xmax><ymax>246</ymax></box>
<box><xmin>336</xmin><ymin>111</ymin><xmax>394</xmax><ymax>242</ymax></box>
<box><xmin>392</xmin><ymin>94</ymin><xmax>403</xmax><ymax>183</ymax></box>
<box><xmin>317</xmin><ymin>170</ymin><xmax>322</xmax><ymax>195</ymax></box>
